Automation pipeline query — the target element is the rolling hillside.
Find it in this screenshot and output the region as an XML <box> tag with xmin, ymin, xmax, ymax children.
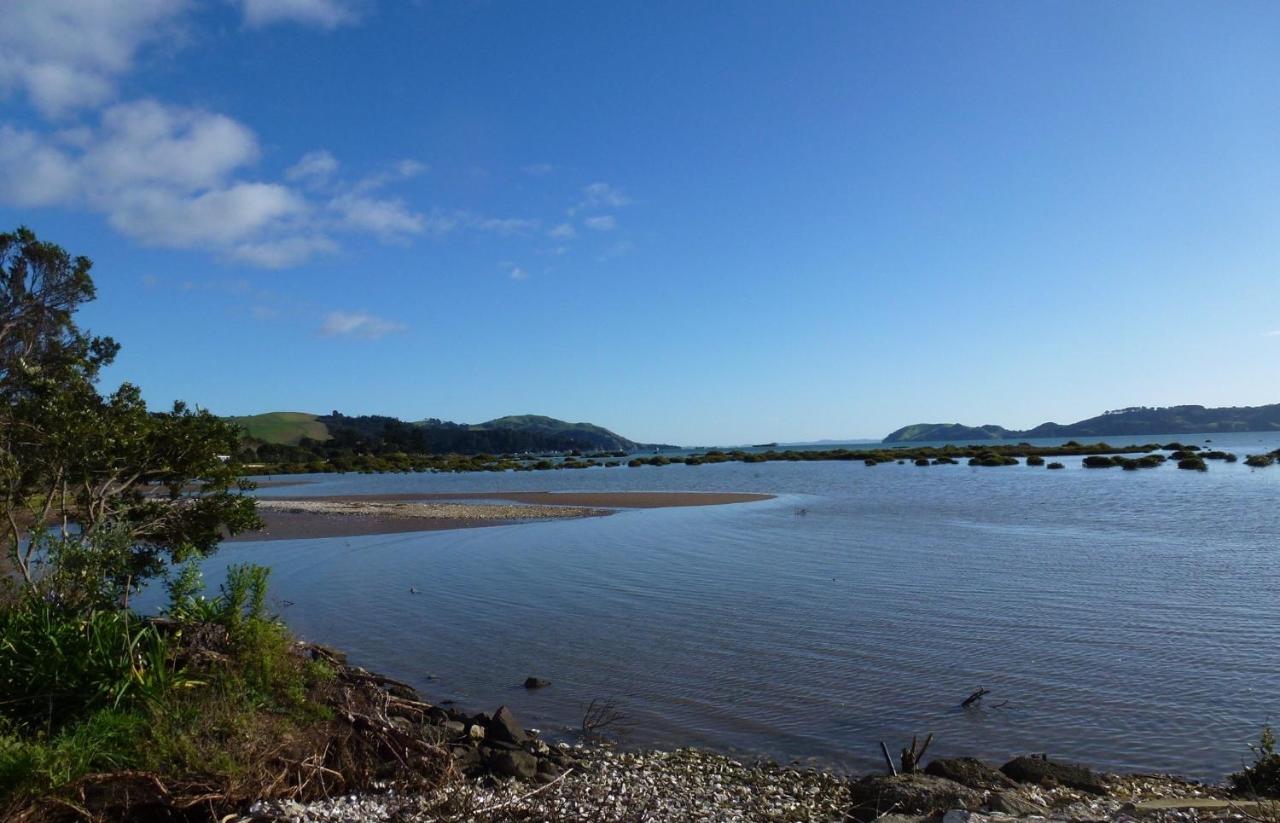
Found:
<box><xmin>228</xmin><ymin>412</ymin><xmax>330</xmax><ymax>445</ymax></box>
<box><xmin>884</xmin><ymin>403</ymin><xmax>1280</xmax><ymax>443</ymax></box>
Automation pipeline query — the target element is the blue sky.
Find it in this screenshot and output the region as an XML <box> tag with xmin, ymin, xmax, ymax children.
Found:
<box><xmin>1</xmin><ymin>1</ymin><xmax>1278</xmax><ymax>445</ymax></box>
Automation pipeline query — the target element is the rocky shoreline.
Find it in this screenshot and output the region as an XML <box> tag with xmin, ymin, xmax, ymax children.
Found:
<box><xmin>234</xmin><ymin>648</ymin><xmax>1267</xmax><ymax>823</ymax></box>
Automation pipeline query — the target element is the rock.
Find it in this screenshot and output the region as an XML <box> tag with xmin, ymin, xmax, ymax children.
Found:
<box><xmin>987</xmin><ymin>790</ymin><xmax>1049</xmax><ymax>816</ymax></box>
<box><xmin>524</xmin><ymin>676</ymin><xmax>551</xmax><ymax>689</ymax></box>
<box><xmin>536</xmin><ymin>758</ymin><xmax>560</xmax><ymax>776</ymax></box>
<box><xmin>1000</xmin><ymin>755</ymin><xmax>1107</xmax><ymax>794</ymax></box>
<box><xmin>848</xmin><ymin>774</ymin><xmax>984</xmax><ymax>822</ymax></box>
<box><xmin>486</xmin><ymin>705</ymin><xmax>527</xmax><ymax>744</ymax></box>
<box><xmin>450</xmin><ymin>746</ymin><xmax>482</xmax><ymax>771</ymax></box>
<box><xmin>443</xmin><ymin>720</ymin><xmax>465</xmax><ymax>736</ymax></box>
<box><xmin>925</xmin><ymin>757</ymin><xmax>1017</xmax><ymax>791</ymax></box>
<box><xmin>943</xmin><ymin>811</ymin><xmax>992</xmax><ymax>823</ymax></box>
<box><xmin>490</xmin><ymin>749</ymin><xmax>538</xmax><ymax>780</ymax></box>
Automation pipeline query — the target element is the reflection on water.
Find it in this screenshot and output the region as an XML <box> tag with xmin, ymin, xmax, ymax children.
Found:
<box><xmin>141</xmin><ymin>431</ymin><xmax>1280</xmax><ymax>779</ymax></box>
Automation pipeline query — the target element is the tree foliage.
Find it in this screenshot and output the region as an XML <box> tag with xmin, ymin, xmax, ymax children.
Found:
<box><xmin>0</xmin><ymin>227</ymin><xmax>259</xmax><ymax>601</ymax></box>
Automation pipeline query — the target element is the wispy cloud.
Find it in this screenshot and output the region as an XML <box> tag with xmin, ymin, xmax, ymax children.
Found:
<box><xmin>509</xmin><ymin>266</ymin><xmax>528</xmax><ymax>281</ymax></box>
<box><xmin>1264</xmin><ymin>330</ymin><xmax>1280</xmax><ymax>337</ymax></box>
<box><xmin>320</xmin><ymin>310</ymin><xmax>406</xmax><ymax>340</ymax></box>
<box><xmin>548</xmin><ymin>222</ymin><xmax>576</xmax><ymax>239</ymax></box>
<box><xmin>580</xmin><ymin>182</ymin><xmax>631</xmax><ymax>209</ymax></box>
<box><xmin>584</xmin><ymin>215</ymin><xmax>616</xmax><ymax>231</ymax></box>
<box><xmin>237</xmin><ymin>0</ymin><xmax>362</xmax><ymax>29</ymax></box>
<box><xmin>285</xmin><ymin>149</ymin><xmax>338</xmax><ymax>183</ymax></box>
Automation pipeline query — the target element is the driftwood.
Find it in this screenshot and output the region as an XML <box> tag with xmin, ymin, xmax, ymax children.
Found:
<box><xmin>961</xmin><ymin>687</ymin><xmax>990</xmax><ymax>708</ymax></box>
<box><xmin>879</xmin><ymin>741</ymin><xmax>897</xmax><ymax>776</ymax></box>
<box><xmin>900</xmin><ymin>734</ymin><xmax>933</xmax><ymax>774</ymax></box>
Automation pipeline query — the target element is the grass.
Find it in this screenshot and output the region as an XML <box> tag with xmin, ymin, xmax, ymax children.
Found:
<box><xmin>228</xmin><ymin>412</ymin><xmax>330</xmax><ymax>445</ymax></box>
<box><xmin>0</xmin><ymin>564</ymin><xmax>441</xmax><ymax>819</ymax></box>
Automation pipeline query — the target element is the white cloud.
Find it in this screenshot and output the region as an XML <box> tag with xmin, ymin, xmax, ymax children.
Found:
<box><xmin>233</xmin><ymin>235</ymin><xmax>337</xmax><ymax>268</ymax></box>
<box><xmin>471</xmin><ymin>216</ymin><xmax>539</xmax><ymax>235</ymax></box>
<box><xmin>329</xmin><ymin>193</ymin><xmax>423</xmax><ymax>239</ymax></box>
<box><xmin>0</xmin><ymin>0</ymin><xmax>189</xmax><ymax>116</ymax></box>
<box><xmin>584</xmin><ymin>215</ymin><xmax>616</xmax><ymax>231</ymax></box>
<box><xmin>548</xmin><ymin>222</ymin><xmax>576</xmax><ymax>239</ymax></box>
<box><xmin>581</xmin><ymin>182</ymin><xmax>631</xmax><ymax>209</ymax></box>
<box><xmin>320</xmin><ymin>310</ymin><xmax>406</xmax><ymax>339</ymax></box>
<box><xmin>286</xmin><ymin>149</ymin><xmax>339</xmax><ymax>183</ymax></box>
<box><xmin>238</xmin><ymin>0</ymin><xmax>361</xmax><ymax>29</ymax></box>
<box><xmin>350</xmin><ymin>158</ymin><xmax>427</xmax><ymax>193</ymax></box>
<box><xmin>108</xmin><ymin>182</ymin><xmax>306</xmax><ymax>246</ymax></box>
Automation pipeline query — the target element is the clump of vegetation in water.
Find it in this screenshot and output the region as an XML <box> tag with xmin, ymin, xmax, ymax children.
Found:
<box><xmin>1047</xmin><ymin>462</ymin><xmax>1065</xmax><ymax>470</ymax></box>
<box><xmin>914</xmin><ymin>458</ymin><xmax>930</xmax><ymax>466</ymax></box>
<box><xmin>1026</xmin><ymin>455</ymin><xmax>1045</xmax><ymax>466</ymax></box>
<box><xmin>1200</xmin><ymin>451</ymin><xmax>1237</xmax><ymax>462</ymax></box>
<box><xmin>1082</xmin><ymin>455</ymin><xmax>1117</xmax><ymax>468</ymax></box>
<box><xmin>968</xmin><ymin>453</ymin><xmax>1018</xmax><ymax>467</ymax></box>
<box><xmin>1244</xmin><ymin>454</ymin><xmax>1275</xmax><ymax>468</ymax></box>
<box><xmin>1178</xmin><ymin>457</ymin><xmax>1208</xmax><ymax>471</ymax></box>
<box><xmin>1231</xmin><ymin>726</ymin><xmax>1280</xmax><ymax>798</ymax></box>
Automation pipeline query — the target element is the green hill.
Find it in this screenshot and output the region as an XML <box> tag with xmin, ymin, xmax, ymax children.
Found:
<box><xmin>884</xmin><ymin>403</ymin><xmax>1280</xmax><ymax>444</ymax></box>
<box><xmin>473</xmin><ymin>415</ymin><xmax>637</xmax><ymax>449</ymax></box>
<box><xmin>228</xmin><ymin>412</ymin><xmax>330</xmax><ymax>445</ymax></box>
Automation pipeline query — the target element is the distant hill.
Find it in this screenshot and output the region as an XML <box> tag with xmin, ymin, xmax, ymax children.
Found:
<box><xmin>884</xmin><ymin>404</ymin><xmax>1280</xmax><ymax>444</ymax></box>
<box><xmin>228</xmin><ymin>412</ymin><xmax>330</xmax><ymax>445</ymax></box>
<box><xmin>472</xmin><ymin>415</ymin><xmax>640</xmax><ymax>451</ymax></box>
<box><xmin>231</xmin><ymin>411</ymin><xmax>658</xmax><ymax>454</ymax></box>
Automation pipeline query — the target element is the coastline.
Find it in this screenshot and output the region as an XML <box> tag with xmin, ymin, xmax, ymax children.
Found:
<box><xmin>233</xmin><ymin>491</ymin><xmax>775</xmax><ymax>541</ymax></box>
<box><xmin>242</xmin><ymin>650</ymin><xmax>1258</xmax><ymax>823</ymax></box>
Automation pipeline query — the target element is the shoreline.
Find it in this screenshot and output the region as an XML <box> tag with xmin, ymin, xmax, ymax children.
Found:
<box><xmin>234</xmin><ymin>491</ymin><xmax>775</xmax><ymax>541</ymax></box>
<box><xmin>245</xmin><ymin>649</ymin><xmax>1258</xmax><ymax>822</ymax></box>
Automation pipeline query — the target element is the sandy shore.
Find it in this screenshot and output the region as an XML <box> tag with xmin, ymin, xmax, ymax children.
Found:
<box><xmin>232</xmin><ymin>491</ymin><xmax>773</xmax><ymax>541</ymax></box>
<box><xmin>304</xmin><ymin>490</ymin><xmax>775</xmax><ymax>508</ymax></box>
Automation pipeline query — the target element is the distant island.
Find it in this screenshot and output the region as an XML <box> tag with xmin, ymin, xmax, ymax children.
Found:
<box><xmin>883</xmin><ymin>403</ymin><xmax>1280</xmax><ymax>444</ymax></box>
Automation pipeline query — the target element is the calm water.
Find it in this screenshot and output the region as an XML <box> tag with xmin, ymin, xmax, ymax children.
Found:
<box><xmin>156</xmin><ymin>432</ymin><xmax>1280</xmax><ymax>779</ymax></box>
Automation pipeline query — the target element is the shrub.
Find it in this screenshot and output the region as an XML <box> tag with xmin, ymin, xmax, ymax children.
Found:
<box><xmin>1178</xmin><ymin>457</ymin><xmax>1207</xmax><ymax>471</ymax></box>
<box><xmin>1082</xmin><ymin>455</ymin><xmax>1117</xmax><ymax>468</ymax></box>
<box><xmin>1244</xmin><ymin>454</ymin><xmax>1275</xmax><ymax>468</ymax></box>
<box><xmin>1231</xmin><ymin>726</ymin><xmax>1280</xmax><ymax>797</ymax></box>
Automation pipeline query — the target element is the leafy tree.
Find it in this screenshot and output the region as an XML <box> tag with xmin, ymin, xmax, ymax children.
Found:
<box><xmin>0</xmin><ymin>227</ymin><xmax>259</xmax><ymax>602</ymax></box>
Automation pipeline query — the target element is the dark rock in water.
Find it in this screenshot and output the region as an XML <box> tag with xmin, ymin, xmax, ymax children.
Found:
<box><xmin>988</xmin><ymin>790</ymin><xmax>1049</xmax><ymax>816</ymax></box>
<box><xmin>924</xmin><ymin>757</ymin><xmax>1016</xmax><ymax>791</ymax></box>
<box><xmin>1001</xmin><ymin>754</ymin><xmax>1107</xmax><ymax>794</ymax></box>
<box><xmin>489</xmin><ymin>749</ymin><xmax>538</xmax><ymax>780</ymax></box>
<box><xmin>848</xmin><ymin>774</ymin><xmax>983</xmax><ymax>821</ymax></box>
<box><xmin>486</xmin><ymin>705</ymin><xmax>527</xmax><ymax>744</ymax></box>
<box><xmin>524</xmin><ymin>676</ymin><xmax>551</xmax><ymax>689</ymax></box>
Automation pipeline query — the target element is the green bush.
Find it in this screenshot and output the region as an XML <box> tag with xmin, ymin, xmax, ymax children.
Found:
<box><xmin>1231</xmin><ymin>726</ymin><xmax>1280</xmax><ymax>797</ymax></box>
<box><xmin>1245</xmin><ymin>454</ymin><xmax>1275</xmax><ymax>468</ymax></box>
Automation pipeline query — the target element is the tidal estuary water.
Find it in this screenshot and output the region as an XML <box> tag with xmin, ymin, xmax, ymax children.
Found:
<box><xmin>167</xmin><ymin>432</ymin><xmax>1280</xmax><ymax>780</ymax></box>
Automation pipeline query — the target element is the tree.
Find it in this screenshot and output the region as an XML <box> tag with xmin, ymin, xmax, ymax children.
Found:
<box><xmin>0</xmin><ymin>227</ymin><xmax>259</xmax><ymax>603</ymax></box>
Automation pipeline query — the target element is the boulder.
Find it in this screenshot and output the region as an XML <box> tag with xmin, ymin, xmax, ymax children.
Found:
<box><xmin>486</xmin><ymin>705</ymin><xmax>527</xmax><ymax>744</ymax></box>
<box><xmin>848</xmin><ymin>774</ymin><xmax>983</xmax><ymax>822</ymax></box>
<box><xmin>1000</xmin><ymin>754</ymin><xmax>1107</xmax><ymax>794</ymax></box>
<box><xmin>489</xmin><ymin>749</ymin><xmax>538</xmax><ymax>780</ymax></box>
<box><xmin>925</xmin><ymin>757</ymin><xmax>1017</xmax><ymax>791</ymax></box>
<box><xmin>524</xmin><ymin>677</ymin><xmax>551</xmax><ymax>689</ymax></box>
<box><xmin>987</xmin><ymin>791</ymin><xmax>1049</xmax><ymax>817</ymax></box>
